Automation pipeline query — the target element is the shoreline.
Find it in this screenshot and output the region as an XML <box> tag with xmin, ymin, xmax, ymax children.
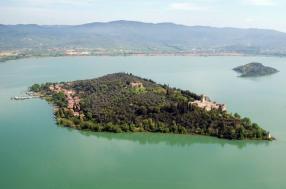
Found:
<box><xmin>42</xmin><ymin>92</ymin><xmax>275</xmax><ymax>141</ymax></box>
<box><xmin>29</xmin><ymin>74</ymin><xmax>274</xmax><ymax>141</ymax></box>
<box><xmin>1</xmin><ymin>52</ymin><xmax>286</xmax><ymax>63</ymax></box>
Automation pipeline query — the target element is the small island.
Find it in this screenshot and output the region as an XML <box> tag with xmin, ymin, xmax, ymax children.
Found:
<box><xmin>30</xmin><ymin>73</ymin><xmax>272</xmax><ymax>140</ymax></box>
<box><xmin>233</xmin><ymin>62</ymin><xmax>279</xmax><ymax>77</ymax></box>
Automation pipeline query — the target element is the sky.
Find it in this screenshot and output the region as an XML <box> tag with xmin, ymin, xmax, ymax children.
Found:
<box><xmin>0</xmin><ymin>0</ymin><xmax>286</xmax><ymax>31</ymax></box>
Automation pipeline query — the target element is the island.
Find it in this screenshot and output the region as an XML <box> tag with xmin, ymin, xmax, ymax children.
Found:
<box><xmin>233</xmin><ymin>62</ymin><xmax>279</xmax><ymax>77</ymax></box>
<box><xmin>30</xmin><ymin>73</ymin><xmax>273</xmax><ymax>140</ymax></box>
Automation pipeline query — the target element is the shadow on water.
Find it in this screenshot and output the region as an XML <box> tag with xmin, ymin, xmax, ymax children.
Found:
<box><xmin>236</xmin><ymin>72</ymin><xmax>279</xmax><ymax>81</ymax></box>
<box><xmin>64</xmin><ymin>127</ymin><xmax>271</xmax><ymax>149</ymax></box>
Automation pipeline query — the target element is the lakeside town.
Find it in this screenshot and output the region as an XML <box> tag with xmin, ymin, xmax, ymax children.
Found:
<box><xmin>2</xmin><ymin>47</ymin><xmax>286</xmax><ymax>63</ymax></box>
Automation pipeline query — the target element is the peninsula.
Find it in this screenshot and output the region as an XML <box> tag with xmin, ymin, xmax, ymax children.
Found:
<box><xmin>233</xmin><ymin>62</ymin><xmax>279</xmax><ymax>77</ymax></box>
<box><xmin>30</xmin><ymin>73</ymin><xmax>272</xmax><ymax>140</ymax></box>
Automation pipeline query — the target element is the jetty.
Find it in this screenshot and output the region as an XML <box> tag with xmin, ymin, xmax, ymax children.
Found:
<box><xmin>11</xmin><ymin>92</ymin><xmax>39</xmax><ymax>100</ymax></box>
<box><xmin>11</xmin><ymin>96</ymin><xmax>34</xmax><ymax>100</ymax></box>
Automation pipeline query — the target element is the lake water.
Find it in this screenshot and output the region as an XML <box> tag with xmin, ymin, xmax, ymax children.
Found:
<box><xmin>0</xmin><ymin>56</ymin><xmax>285</xmax><ymax>189</ymax></box>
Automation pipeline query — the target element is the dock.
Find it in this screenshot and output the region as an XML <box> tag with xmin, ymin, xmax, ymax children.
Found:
<box><xmin>11</xmin><ymin>93</ymin><xmax>39</xmax><ymax>100</ymax></box>
<box><xmin>11</xmin><ymin>96</ymin><xmax>33</xmax><ymax>100</ymax></box>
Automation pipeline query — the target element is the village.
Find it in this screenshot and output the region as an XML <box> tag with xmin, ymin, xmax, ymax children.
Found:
<box><xmin>49</xmin><ymin>84</ymin><xmax>81</xmax><ymax>117</ymax></box>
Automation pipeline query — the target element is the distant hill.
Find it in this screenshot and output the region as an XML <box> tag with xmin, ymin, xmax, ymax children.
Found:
<box><xmin>233</xmin><ymin>62</ymin><xmax>279</xmax><ymax>77</ymax></box>
<box><xmin>1</xmin><ymin>20</ymin><xmax>286</xmax><ymax>54</ymax></box>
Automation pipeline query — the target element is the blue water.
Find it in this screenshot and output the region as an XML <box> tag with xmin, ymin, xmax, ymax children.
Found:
<box><xmin>0</xmin><ymin>56</ymin><xmax>285</xmax><ymax>189</ymax></box>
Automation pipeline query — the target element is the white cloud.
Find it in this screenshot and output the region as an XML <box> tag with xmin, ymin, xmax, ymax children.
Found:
<box><xmin>5</xmin><ymin>0</ymin><xmax>97</xmax><ymax>7</ymax></box>
<box><xmin>245</xmin><ymin>0</ymin><xmax>275</xmax><ymax>6</ymax></box>
<box><xmin>169</xmin><ymin>3</ymin><xmax>208</xmax><ymax>11</ymax></box>
<box><xmin>245</xmin><ymin>18</ymin><xmax>255</xmax><ymax>23</ymax></box>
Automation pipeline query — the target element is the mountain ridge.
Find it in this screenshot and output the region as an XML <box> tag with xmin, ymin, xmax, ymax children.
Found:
<box><xmin>1</xmin><ymin>20</ymin><xmax>286</xmax><ymax>55</ymax></box>
<box><xmin>1</xmin><ymin>20</ymin><xmax>284</xmax><ymax>33</ymax></box>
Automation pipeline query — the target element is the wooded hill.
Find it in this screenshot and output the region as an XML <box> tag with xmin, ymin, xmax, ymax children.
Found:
<box><xmin>31</xmin><ymin>73</ymin><xmax>272</xmax><ymax>140</ymax></box>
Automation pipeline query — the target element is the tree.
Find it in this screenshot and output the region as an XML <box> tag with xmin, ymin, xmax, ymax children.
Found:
<box><xmin>30</xmin><ymin>84</ymin><xmax>41</xmax><ymax>92</ymax></box>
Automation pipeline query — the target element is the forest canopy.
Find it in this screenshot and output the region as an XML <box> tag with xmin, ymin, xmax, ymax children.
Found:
<box><xmin>31</xmin><ymin>73</ymin><xmax>272</xmax><ymax>140</ymax></box>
